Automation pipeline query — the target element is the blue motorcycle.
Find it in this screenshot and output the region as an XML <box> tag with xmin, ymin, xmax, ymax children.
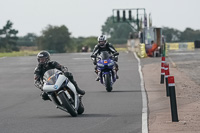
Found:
<box><xmin>92</xmin><ymin>51</ymin><xmax>119</xmax><ymax>92</ymax></box>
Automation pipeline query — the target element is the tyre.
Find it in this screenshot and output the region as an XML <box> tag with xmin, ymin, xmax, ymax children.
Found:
<box><xmin>58</xmin><ymin>92</ymin><xmax>77</xmax><ymax>117</ymax></box>
<box><xmin>77</xmin><ymin>101</ymin><xmax>84</xmax><ymax>115</ymax></box>
<box><xmin>105</xmin><ymin>73</ymin><xmax>112</xmax><ymax>92</ymax></box>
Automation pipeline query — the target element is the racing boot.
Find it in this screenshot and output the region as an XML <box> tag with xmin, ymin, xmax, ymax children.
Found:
<box><xmin>65</xmin><ymin>73</ymin><xmax>85</xmax><ymax>95</ymax></box>
<box><xmin>116</xmin><ymin>74</ymin><xmax>119</xmax><ymax>79</ymax></box>
<box><xmin>70</xmin><ymin>79</ymin><xmax>85</xmax><ymax>95</ymax></box>
<box><xmin>116</xmin><ymin>71</ymin><xmax>119</xmax><ymax>79</ymax></box>
<box><xmin>75</xmin><ymin>84</ymin><xmax>85</xmax><ymax>95</ymax></box>
<box><xmin>95</xmin><ymin>69</ymin><xmax>100</xmax><ymax>81</ymax></box>
<box><xmin>96</xmin><ymin>77</ymin><xmax>100</xmax><ymax>81</ymax></box>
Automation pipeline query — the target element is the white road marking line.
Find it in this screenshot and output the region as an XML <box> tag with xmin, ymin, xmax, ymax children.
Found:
<box><xmin>73</xmin><ymin>58</ymin><xmax>91</xmax><ymax>60</ymax></box>
<box><xmin>169</xmin><ymin>52</ymin><xmax>196</xmax><ymax>55</ymax></box>
<box><xmin>133</xmin><ymin>52</ymin><xmax>148</xmax><ymax>133</ymax></box>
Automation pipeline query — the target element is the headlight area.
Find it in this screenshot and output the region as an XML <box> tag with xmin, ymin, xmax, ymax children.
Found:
<box><xmin>108</xmin><ymin>62</ymin><xmax>114</xmax><ymax>66</ymax></box>
<box><xmin>97</xmin><ymin>63</ymin><xmax>104</xmax><ymax>67</ymax></box>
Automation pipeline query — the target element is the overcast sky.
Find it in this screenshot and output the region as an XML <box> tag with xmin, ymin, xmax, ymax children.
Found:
<box><xmin>1</xmin><ymin>0</ymin><xmax>200</xmax><ymax>37</ymax></box>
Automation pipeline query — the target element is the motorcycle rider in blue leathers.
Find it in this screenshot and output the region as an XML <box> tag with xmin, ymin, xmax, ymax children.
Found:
<box><xmin>91</xmin><ymin>35</ymin><xmax>119</xmax><ymax>81</ymax></box>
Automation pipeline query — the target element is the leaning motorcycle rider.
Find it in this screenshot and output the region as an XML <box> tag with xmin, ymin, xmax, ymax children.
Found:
<box><xmin>34</xmin><ymin>51</ymin><xmax>85</xmax><ymax>101</ymax></box>
<box><xmin>91</xmin><ymin>35</ymin><xmax>119</xmax><ymax>81</ymax></box>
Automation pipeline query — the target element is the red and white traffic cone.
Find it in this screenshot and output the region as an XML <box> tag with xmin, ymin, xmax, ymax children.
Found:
<box><xmin>160</xmin><ymin>56</ymin><xmax>165</xmax><ymax>84</ymax></box>
<box><xmin>168</xmin><ymin>76</ymin><xmax>179</xmax><ymax>122</ymax></box>
<box><xmin>164</xmin><ymin>63</ymin><xmax>170</xmax><ymax>97</ymax></box>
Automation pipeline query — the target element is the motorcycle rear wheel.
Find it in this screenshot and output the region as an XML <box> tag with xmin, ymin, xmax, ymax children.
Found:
<box><xmin>77</xmin><ymin>102</ymin><xmax>84</xmax><ymax>114</ymax></box>
<box><xmin>58</xmin><ymin>92</ymin><xmax>78</xmax><ymax>117</ymax></box>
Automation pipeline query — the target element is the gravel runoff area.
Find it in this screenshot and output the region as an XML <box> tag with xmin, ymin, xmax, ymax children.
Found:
<box><xmin>142</xmin><ymin>57</ymin><xmax>200</xmax><ymax>133</ymax></box>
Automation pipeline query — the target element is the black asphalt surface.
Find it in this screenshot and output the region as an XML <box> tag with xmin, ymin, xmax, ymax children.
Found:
<box><xmin>0</xmin><ymin>52</ymin><xmax>143</xmax><ymax>133</ymax></box>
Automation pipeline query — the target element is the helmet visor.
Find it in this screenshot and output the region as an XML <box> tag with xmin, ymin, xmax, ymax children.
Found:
<box><xmin>99</xmin><ymin>41</ymin><xmax>106</xmax><ymax>48</ymax></box>
<box><xmin>38</xmin><ymin>57</ymin><xmax>47</xmax><ymax>64</ymax></box>
<box><xmin>99</xmin><ymin>41</ymin><xmax>105</xmax><ymax>45</ymax></box>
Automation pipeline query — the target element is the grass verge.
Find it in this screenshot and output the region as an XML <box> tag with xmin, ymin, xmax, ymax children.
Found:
<box><xmin>0</xmin><ymin>50</ymin><xmax>40</xmax><ymax>58</ymax></box>
<box><xmin>115</xmin><ymin>47</ymin><xmax>128</xmax><ymax>52</ymax></box>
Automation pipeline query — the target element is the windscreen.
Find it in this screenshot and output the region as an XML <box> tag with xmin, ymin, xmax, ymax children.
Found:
<box><xmin>43</xmin><ymin>69</ymin><xmax>62</xmax><ymax>85</ymax></box>
<box><xmin>99</xmin><ymin>51</ymin><xmax>110</xmax><ymax>60</ymax></box>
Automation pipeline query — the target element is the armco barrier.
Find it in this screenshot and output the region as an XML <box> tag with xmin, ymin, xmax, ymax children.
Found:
<box><xmin>167</xmin><ymin>42</ymin><xmax>194</xmax><ymax>51</ymax></box>
<box><xmin>187</xmin><ymin>42</ymin><xmax>195</xmax><ymax>50</ymax></box>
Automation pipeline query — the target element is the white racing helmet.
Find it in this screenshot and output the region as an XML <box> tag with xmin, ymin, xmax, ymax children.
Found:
<box><xmin>98</xmin><ymin>35</ymin><xmax>107</xmax><ymax>48</ymax></box>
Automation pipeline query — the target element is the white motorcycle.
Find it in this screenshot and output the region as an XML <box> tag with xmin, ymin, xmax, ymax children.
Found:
<box><xmin>42</xmin><ymin>68</ymin><xmax>84</xmax><ymax>117</ymax></box>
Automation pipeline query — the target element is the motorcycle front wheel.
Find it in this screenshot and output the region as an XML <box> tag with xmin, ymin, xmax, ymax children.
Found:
<box><xmin>105</xmin><ymin>73</ymin><xmax>112</xmax><ymax>92</ymax></box>
<box><xmin>58</xmin><ymin>92</ymin><xmax>78</xmax><ymax>117</ymax></box>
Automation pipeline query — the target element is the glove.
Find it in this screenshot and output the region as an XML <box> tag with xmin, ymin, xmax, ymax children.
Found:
<box><xmin>64</xmin><ymin>71</ymin><xmax>73</xmax><ymax>77</ymax></box>
<box><xmin>93</xmin><ymin>60</ymin><xmax>97</xmax><ymax>65</ymax></box>
<box><xmin>61</xmin><ymin>66</ymin><xmax>68</xmax><ymax>73</ymax></box>
<box><xmin>114</xmin><ymin>56</ymin><xmax>118</xmax><ymax>62</ymax></box>
<box><xmin>34</xmin><ymin>80</ymin><xmax>43</xmax><ymax>90</ymax></box>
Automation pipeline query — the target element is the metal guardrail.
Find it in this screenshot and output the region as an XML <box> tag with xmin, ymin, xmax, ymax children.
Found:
<box><xmin>167</xmin><ymin>42</ymin><xmax>194</xmax><ymax>50</ymax></box>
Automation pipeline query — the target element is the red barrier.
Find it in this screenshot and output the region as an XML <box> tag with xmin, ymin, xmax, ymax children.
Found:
<box><xmin>164</xmin><ymin>63</ymin><xmax>170</xmax><ymax>96</ymax></box>
<box><xmin>160</xmin><ymin>56</ymin><xmax>166</xmax><ymax>84</ymax></box>
<box><xmin>168</xmin><ymin>76</ymin><xmax>175</xmax><ymax>86</ymax></box>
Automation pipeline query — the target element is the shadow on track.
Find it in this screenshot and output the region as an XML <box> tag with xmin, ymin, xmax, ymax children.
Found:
<box><xmin>32</xmin><ymin>113</ymin><xmax>114</xmax><ymax>119</ymax></box>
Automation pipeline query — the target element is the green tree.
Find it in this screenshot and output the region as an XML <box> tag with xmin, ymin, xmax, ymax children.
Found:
<box><xmin>70</xmin><ymin>37</ymin><xmax>85</xmax><ymax>52</ymax></box>
<box><xmin>162</xmin><ymin>27</ymin><xmax>181</xmax><ymax>42</ymax></box>
<box><xmin>180</xmin><ymin>28</ymin><xmax>200</xmax><ymax>42</ymax></box>
<box><xmin>17</xmin><ymin>33</ymin><xmax>38</xmax><ymax>46</ymax></box>
<box><xmin>70</xmin><ymin>36</ymin><xmax>97</xmax><ymax>52</ymax></box>
<box><xmin>0</xmin><ymin>20</ymin><xmax>18</xmax><ymax>52</ymax></box>
<box><xmin>101</xmin><ymin>16</ymin><xmax>134</xmax><ymax>44</ymax></box>
<box><xmin>37</xmin><ymin>25</ymin><xmax>71</xmax><ymax>53</ymax></box>
<box><xmin>82</xmin><ymin>36</ymin><xmax>97</xmax><ymax>50</ymax></box>
<box><xmin>162</xmin><ymin>27</ymin><xmax>200</xmax><ymax>42</ymax></box>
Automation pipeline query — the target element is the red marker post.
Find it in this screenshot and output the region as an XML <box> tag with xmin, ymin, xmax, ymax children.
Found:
<box><xmin>168</xmin><ymin>76</ymin><xmax>179</xmax><ymax>122</ymax></box>
<box><xmin>160</xmin><ymin>56</ymin><xmax>165</xmax><ymax>84</ymax></box>
<box><xmin>164</xmin><ymin>63</ymin><xmax>170</xmax><ymax>97</ymax></box>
